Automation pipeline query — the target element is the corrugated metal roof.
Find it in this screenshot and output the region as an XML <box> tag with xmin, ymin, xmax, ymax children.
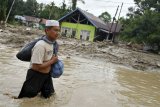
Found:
<box><xmin>79</xmin><ymin>8</ymin><xmax>107</xmax><ymax>29</ymax></box>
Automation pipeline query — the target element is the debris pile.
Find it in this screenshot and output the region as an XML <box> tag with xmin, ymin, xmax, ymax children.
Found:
<box><xmin>0</xmin><ymin>25</ymin><xmax>160</xmax><ymax>71</ymax></box>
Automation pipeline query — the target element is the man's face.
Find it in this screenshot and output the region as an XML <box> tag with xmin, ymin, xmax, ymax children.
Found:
<box><xmin>46</xmin><ymin>26</ymin><xmax>60</xmax><ymax>40</ymax></box>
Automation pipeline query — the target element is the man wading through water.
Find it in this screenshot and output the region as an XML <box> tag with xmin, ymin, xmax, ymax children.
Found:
<box><xmin>18</xmin><ymin>20</ymin><xmax>60</xmax><ymax>98</ymax></box>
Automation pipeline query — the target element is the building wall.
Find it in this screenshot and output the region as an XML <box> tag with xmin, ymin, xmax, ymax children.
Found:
<box><xmin>61</xmin><ymin>22</ymin><xmax>96</xmax><ymax>41</ymax></box>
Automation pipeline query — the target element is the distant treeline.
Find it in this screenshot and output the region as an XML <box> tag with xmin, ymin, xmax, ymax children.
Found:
<box><xmin>0</xmin><ymin>0</ymin><xmax>71</xmax><ymax>22</ymax></box>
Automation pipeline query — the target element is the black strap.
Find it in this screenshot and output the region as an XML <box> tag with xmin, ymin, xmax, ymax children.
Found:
<box><xmin>41</xmin><ymin>35</ymin><xmax>58</xmax><ymax>56</ymax></box>
<box><xmin>53</xmin><ymin>41</ymin><xmax>58</xmax><ymax>56</ymax></box>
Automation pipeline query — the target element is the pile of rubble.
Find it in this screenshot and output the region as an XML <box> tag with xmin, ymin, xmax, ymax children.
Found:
<box><xmin>0</xmin><ymin>24</ymin><xmax>43</xmax><ymax>48</ymax></box>
<box><xmin>0</xmin><ymin>25</ymin><xmax>160</xmax><ymax>71</ymax></box>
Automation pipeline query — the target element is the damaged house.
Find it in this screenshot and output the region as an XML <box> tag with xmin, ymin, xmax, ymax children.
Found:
<box><xmin>24</xmin><ymin>15</ymin><xmax>40</xmax><ymax>28</ymax></box>
<box><xmin>59</xmin><ymin>8</ymin><xmax>122</xmax><ymax>42</ymax></box>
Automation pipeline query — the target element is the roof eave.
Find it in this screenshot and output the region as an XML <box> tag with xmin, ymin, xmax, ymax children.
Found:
<box><xmin>58</xmin><ymin>8</ymin><xmax>98</xmax><ymax>28</ymax></box>
<box><xmin>77</xmin><ymin>8</ymin><xmax>98</xmax><ymax>28</ymax></box>
<box><xmin>58</xmin><ymin>8</ymin><xmax>79</xmax><ymax>22</ymax></box>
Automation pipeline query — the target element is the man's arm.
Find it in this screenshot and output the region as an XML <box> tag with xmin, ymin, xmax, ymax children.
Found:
<box><xmin>32</xmin><ymin>56</ymin><xmax>58</xmax><ymax>73</ymax></box>
<box><xmin>31</xmin><ymin>43</ymin><xmax>58</xmax><ymax>73</ymax></box>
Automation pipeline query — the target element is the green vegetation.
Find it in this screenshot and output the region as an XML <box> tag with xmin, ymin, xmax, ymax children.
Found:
<box><xmin>0</xmin><ymin>0</ymin><xmax>8</xmax><ymax>21</ymax></box>
<box><xmin>0</xmin><ymin>0</ymin><xmax>71</xmax><ymax>22</ymax></box>
<box><xmin>99</xmin><ymin>11</ymin><xmax>111</xmax><ymax>22</ymax></box>
<box><xmin>70</xmin><ymin>0</ymin><xmax>85</xmax><ymax>10</ymax></box>
<box><xmin>0</xmin><ymin>0</ymin><xmax>87</xmax><ymax>22</ymax></box>
<box><xmin>120</xmin><ymin>0</ymin><xmax>160</xmax><ymax>51</ymax></box>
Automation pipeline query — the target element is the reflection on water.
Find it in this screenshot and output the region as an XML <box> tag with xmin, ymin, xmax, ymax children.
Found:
<box><xmin>0</xmin><ymin>45</ymin><xmax>160</xmax><ymax>107</ymax></box>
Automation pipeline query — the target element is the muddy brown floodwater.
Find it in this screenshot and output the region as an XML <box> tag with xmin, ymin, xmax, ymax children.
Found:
<box><xmin>0</xmin><ymin>44</ymin><xmax>160</xmax><ymax>107</ymax></box>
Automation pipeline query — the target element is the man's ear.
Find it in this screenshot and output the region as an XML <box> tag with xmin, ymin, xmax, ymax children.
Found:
<box><xmin>45</xmin><ymin>28</ymin><xmax>50</xmax><ymax>31</ymax></box>
<box><xmin>45</xmin><ymin>28</ymin><xmax>49</xmax><ymax>34</ymax></box>
<box><xmin>45</xmin><ymin>29</ymin><xmax>47</xmax><ymax>33</ymax></box>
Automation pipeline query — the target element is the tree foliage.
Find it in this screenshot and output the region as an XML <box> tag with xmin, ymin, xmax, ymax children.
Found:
<box><xmin>24</xmin><ymin>0</ymin><xmax>39</xmax><ymax>17</ymax></box>
<box><xmin>70</xmin><ymin>0</ymin><xmax>85</xmax><ymax>10</ymax></box>
<box><xmin>98</xmin><ymin>11</ymin><xmax>111</xmax><ymax>22</ymax></box>
<box><xmin>0</xmin><ymin>0</ymin><xmax>71</xmax><ymax>22</ymax></box>
<box><xmin>0</xmin><ymin>0</ymin><xmax>8</xmax><ymax>21</ymax></box>
<box><xmin>120</xmin><ymin>0</ymin><xmax>160</xmax><ymax>51</ymax></box>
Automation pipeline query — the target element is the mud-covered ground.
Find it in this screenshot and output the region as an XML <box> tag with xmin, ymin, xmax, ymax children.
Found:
<box><xmin>0</xmin><ymin>25</ymin><xmax>160</xmax><ymax>71</ymax></box>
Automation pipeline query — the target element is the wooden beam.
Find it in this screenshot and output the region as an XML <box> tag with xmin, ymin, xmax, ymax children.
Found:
<box><xmin>112</xmin><ymin>3</ymin><xmax>123</xmax><ymax>42</ymax></box>
<box><xmin>79</xmin><ymin>18</ymin><xmax>87</xmax><ymax>23</ymax></box>
<box><xmin>78</xmin><ymin>14</ymin><xmax>80</xmax><ymax>23</ymax></box>
<box><xmin>71</xmin><ymin>17</ymin><xmax>78</xmax><ymax>23</ymax></box>
<box><xmin>107</xmin><ymin>5</ymin><xmax>119</xmax><ymax>40</ymax></box>
<box><xmin>5</xmin><ymin>0</ymin><xmax>16</xmax><ymax>24</ymax></box>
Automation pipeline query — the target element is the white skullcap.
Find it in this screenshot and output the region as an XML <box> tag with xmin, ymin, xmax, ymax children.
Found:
<box><xmin>45</xmin><ymin>20</ymin><xmax>59</xmax><ymax>27</ymax></box>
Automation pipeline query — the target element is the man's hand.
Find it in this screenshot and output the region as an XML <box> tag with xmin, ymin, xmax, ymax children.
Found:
<box><xmin>50</xmin><ymin>56</ymin><xmax>58</xmax><ymax>64</ymax></box>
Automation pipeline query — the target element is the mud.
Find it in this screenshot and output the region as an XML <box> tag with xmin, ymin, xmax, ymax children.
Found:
<box><xmin>0</xmin><ymin>25</ymin><xmax>160</xmax><ymax>71</ymax></box>
<box><xmin>0</xmin><ymin>45</ymin><xmax>160</xmax><ymax>107</ymax></box>
<box><xmin>0</xmin><ymin>25</ymin><xmax>160</xmax><ymax>107</ymax></box>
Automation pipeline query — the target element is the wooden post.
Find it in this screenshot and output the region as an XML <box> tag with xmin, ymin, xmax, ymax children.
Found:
<box><xmin>107</xmin><ymin>5</ymin><xmax>119</xmax><ymax>41</ymax></box>
<box><xmin>5</xmin><ymin>0</ymin><xmax>16</xmax><ymax>24</ymax></box>
<box><xmin>112</xmin><ymin>3</ymin><xmax>123</xmax><ymax>42</ymax></box>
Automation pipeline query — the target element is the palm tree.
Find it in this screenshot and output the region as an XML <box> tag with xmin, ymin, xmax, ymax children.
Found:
<box><xmin>71</xmin><ymin>0</ymin><xmax>85</xmax><ymax>10</ymax></box>
<box><xmin>49</xmin><ymin>2</ymin><xmax>55</xmax><ymax>19</ymax></box>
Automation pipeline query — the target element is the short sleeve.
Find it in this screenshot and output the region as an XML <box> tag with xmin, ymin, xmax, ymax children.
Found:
<box><xmin>31</xmin><ymin>44</ymin><xmax>45</xmax><ymax>64</ymax></box>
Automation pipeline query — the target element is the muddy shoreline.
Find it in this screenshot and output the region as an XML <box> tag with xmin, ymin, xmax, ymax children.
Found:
<box><xmin>0</xmin><ymin>25</ymin><xmax>160</xmax><ymax>71</ymax></box>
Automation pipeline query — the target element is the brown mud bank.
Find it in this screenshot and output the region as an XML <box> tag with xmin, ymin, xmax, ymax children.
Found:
<box><xmin>0</xmin><ymin>25</ymin><xmax>160</xmax><ymax>71</ymax></box>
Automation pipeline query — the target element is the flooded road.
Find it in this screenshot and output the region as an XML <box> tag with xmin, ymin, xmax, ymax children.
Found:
<box><xmin>0</xmin><ymin>45</ymin><xmax>160</xmax><ymax>107</ymax></box>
